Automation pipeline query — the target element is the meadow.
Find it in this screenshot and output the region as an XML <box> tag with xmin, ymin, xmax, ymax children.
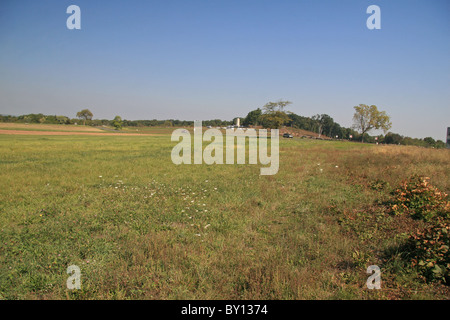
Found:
<box><xmin>0</xmin><ymin>129</ymin><xmax>449</xmax><ymax>299</ymax></box>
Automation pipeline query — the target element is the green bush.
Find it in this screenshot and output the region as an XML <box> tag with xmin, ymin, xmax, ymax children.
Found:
<box><xmin>390</xmin><ymin>175</ymin><xmax>450</xmax><ymax>285</ymax></box>
<box><xmin>390</xmin><ymin>175</ymin><xmax>449</xmax><ymax>221</ymax></box>
<box><xmin>408</xmin><ymin>218</ymin><xmax>450</xmax><ymax>284</ymax></box>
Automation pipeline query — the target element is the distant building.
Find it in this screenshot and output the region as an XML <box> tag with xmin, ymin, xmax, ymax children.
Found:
<box><xmin>447</xmin><ymin>127</ymin><xmax>450</xmax><ymax>149</ymax></box>
<box><xmin>236</xmin><ymin>118</ymin><xmax>240</xmax><ymax>127</ymax></box>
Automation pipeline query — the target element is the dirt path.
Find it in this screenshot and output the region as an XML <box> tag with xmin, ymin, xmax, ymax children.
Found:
<box><xmin>0</xmin><ymin>130</ymin><xmax>163</xmax><ymax>136</ymax></box>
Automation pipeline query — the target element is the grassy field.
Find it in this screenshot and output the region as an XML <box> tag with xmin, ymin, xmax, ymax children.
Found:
<box><xmin>0</xmin><ymin>129</ymin><xmax>449</xmax><ymax>300</ymax></box>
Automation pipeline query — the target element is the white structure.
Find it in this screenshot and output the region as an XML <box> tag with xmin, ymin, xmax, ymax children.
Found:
<box><xmin>236</xmin><ymin>118</ymin><xmax>240</xmax><ymax>127</ymax></box>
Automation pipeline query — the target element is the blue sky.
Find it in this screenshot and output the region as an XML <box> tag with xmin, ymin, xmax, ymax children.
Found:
<box><xmin>0</xmin><ymin>0</ymin><xmax>449</xmax><ymax>140</ymax></box>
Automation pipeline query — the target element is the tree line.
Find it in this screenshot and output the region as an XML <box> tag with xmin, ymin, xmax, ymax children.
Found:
<box><xmin>243</xmin><ymin>101</ymin><xmax>391</xmax><ymax>140</ymax></box>
<box><xmin>0</xmin><ymin>112</ymin><xmax>233</xmax><ymax>129</ymax></box>
<box><xmin>241</xmin><ymin>101</ymin><xmax>446</xmax><ymax>149</ymax></box>
<box><xmin>0</xmin><ymin>103</ymin><xmax>446</xmax><ymax>149</ymax></box>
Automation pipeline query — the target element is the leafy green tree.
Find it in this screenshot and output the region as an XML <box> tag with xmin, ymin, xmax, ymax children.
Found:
<box><xmin>242</xmin><ymin>108</ymin><xmax>262</xmax><ymax>126</ymax></box>
<box><xmin>288</xmin><ymin>113</ymin><xmax>315</xmax><ymax>131</ymax></box>
<box><xmin>259</xmin><ymin>111</ymin><xmax>291</xmax><ymax>129</ymax></box>
<box><xmin>435</xmin><ymin>140</ymin><xmax>446</xmax><ymax>149</ymax></box>
<box><xmin>259</xmin><ymin>100</ymin><xmax>292</xmax><ymax>129</ymax></box>
<box><xmin>330</xmin><ymin>122</ymin><xmax>344</xmax><ymax>139</ymax></box>
<box><xmin>352</xmin><ymin>104</ymin><xmax>391</xmax><ymax>142</ymax></box>
<box><xmin>76</xmin><ymin>109</ymin><xmax>93</xmax><ymax>126</ymax></box>
<box><xmin>263</xmin><ymin>100</ymin><xmax>292</xmax><ymax>113</ymax></box>
<box><xmin>423</xmin><ymin>137</ymin><xmax>435</xmax><ymax>147</ymax></box>
<box><xmin>56</xmin><ymin>116</ymin><xmax>70</xmax><ymax>124</ymax></box>
<box><xmin>311</xmin><ymin>114</ymin><xmax>334</xmax><ymax>138</ymax></box>
<box><xmin>112</xmin><ymin>116</ymin><xmax>123</xmax><ymax>130</ymax></box>
<box><xmin>384</xmin><ymin>132</ymin><xmax>403</xmax><ymax>145</ymax></box>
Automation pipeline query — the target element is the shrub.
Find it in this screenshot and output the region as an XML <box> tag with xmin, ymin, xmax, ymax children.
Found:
<box><xmin>390</xmin><ymin>175</ymin><xmax>449</xmax><ymax>221</ymax></box>
<box><xmin>408</xmin><ymin>218</ymin><xmax>450</xmax><ymax>284</ymax></box>
<box><xmin>389</xmin><ymin>175</ymin><xmax>450</xmax><ymax>285</ymax></box>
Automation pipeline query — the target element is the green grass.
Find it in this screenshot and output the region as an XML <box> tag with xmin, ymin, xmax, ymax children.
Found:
<box><xmin>0</xmin><ymin>134</ymin><xmax>449</xmax><ymax>299</ymax></box>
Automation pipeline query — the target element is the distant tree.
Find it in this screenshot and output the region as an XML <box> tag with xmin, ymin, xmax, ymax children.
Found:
<box><xmin>422</xmin><ymin>137</ymin><xmax>446</xmax><ymax>149</ymax></box>
<box><xmin>262</xmin><ymin>100</ymin><xmax>292</xmax><ymax>113</ymax></box>
<box><xmin>352</xmin><ymin>104</ymin><xmax>391</xmax><ymax>142</ymax></box>
<box><xmin>340</xmin><ymin>127</ymin><xmax>358</xmax><ymax>140</ymax></box>
<box><xmin>76</xmin><ymin>109</ymin><xmax>93</xmax><ymax>126</ymax></box>
<box><xmin>311</xmin><ymin>114</ymin><xmax>334</xmax><ymax>138</ymax></box>
<box><xmin>259</xmin><ymin>111</ymin><xmax>291</xmax><ymax>129</ymax></box>
<box><xmin>401</xmin><ymin>136</ymin><xmax>423</xmax><ymax>147</ymax></box>
<box><xmin>56</xmin><ymin>116</ymin><xmax>70</xmax><ymax>124</ymax></box>
<box><xmin>423</xmin><ymin>137</ymin><xmax>436</xmax><ymax>146</ymax></box>
<box><xmin>112</xmin><ymin>116</ymin><xmax>123</xmax><ymax>130</ymax></box>
<box><xmin>163</xmin><ymin>120</ymin><xmax>173</xmax><ymax>127</ymax></box>
<box><xmin>243</xmin><ymin>108</ymin><xmax>262</xmax><ymax>127</ymax></box>
<box><xmin>19</xmin><ymin>113</ymin><xmax>45</xmax><ymax>123</ymax></box>
<box><xmin>43</xmin><ymin>115</ymin><xmax>59</xmax><ymax>124</ymax></box>
<box><xmin>259</xmin><ymin>100</ymin><xmax>292</xmax><ymax>129</ymax></box>
<box><xmin>288</xmin><ymin>113</ymin><xmax>315</xmax><ymax>131</ymax></box>
<box><xmin>384</xmin><ymin>132</ymin><xmax>403</xmax><ymax>145</ymax></box>
<box><xmin>330</xmin><ymin>122</ymin><xmax>344</xmax><ymax>139</ymax></box>
<box><xmin>435</xmin><ymin>140</ymin><xmax>446</xmax><ymax>149</ymax></box>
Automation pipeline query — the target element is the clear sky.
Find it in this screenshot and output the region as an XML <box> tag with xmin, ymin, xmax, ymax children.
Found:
<box><xmin>0</xmin><ymin>0</ymin><xmax>449</xmax><ymax>140</ymax></box>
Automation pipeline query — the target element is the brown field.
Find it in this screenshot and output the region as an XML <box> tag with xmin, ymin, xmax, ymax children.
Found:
<box><xmin>0</xmin><ymin>123</ymin><xmax>170</xmax><ymax>136</ymax></box>
<box><xmin>0</xmin><ymin>122</ymin><xmax>105</xmax><ymax>132</ymax></box>
<box><xmin>0</xmin><ymin>129</ymin><xmax>161</xmax><ymax>136</ymax></box>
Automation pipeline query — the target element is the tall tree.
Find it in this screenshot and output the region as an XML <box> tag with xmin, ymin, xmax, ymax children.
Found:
<box><xmin>243</xmin><ymin>108</ymin><xmax>262</xmax><ymax>126</ymax></box>
<box><xmin>259</xmin><ymin>111</ymin><xmax>291</xmax><ymax>129</ymax></box>
<box><xmin>262</xmin><ymin>100</ymin><xmax>292</xmax><ymax>113</ymax></box>
<box><xmin>311</xmin><ymin>114</ymin><xmax>334</xmax><ymax>138</ymax></box>
<box><xmin>76</xmin><ymin>109</ymin><xmax>93</xmax><ymax>126</ymax></box>
<box><xmin>112</xmin><ymin>116</ymin><xmax>123</xmax><ymax>130</ymax></box>
<box><xmin>352</xmin><ymin>104</ymin><xmax>391</xmax><ymax>142</ymax></box>
<box><xmin>260</xmin><ymin>100</ymin><xmax>292</xmax><ymax>129</ymax></box>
